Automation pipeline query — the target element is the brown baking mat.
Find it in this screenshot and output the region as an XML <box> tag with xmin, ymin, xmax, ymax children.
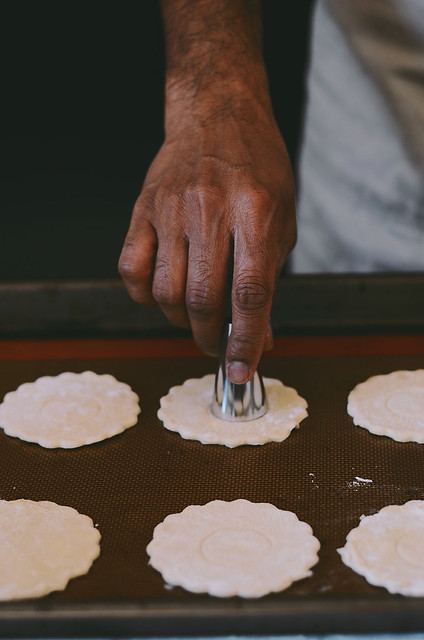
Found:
<box><xmin>0</xmin><ymin>354</ymin><xmax>424</xmax><ymax>637</ymax></box>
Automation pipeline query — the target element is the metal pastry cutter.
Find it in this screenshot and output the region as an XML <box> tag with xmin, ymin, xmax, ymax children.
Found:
<box><xmin>210</xmin><ymin>321</ymin><xmax>268</xmax><ymax>421</ymax></box>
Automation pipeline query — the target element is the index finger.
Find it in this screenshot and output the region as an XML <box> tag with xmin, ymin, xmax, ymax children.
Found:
<box><xmin>225</xmin><ymin>243</ymin><xmax>276</xmax><ymax>384</ymax></box>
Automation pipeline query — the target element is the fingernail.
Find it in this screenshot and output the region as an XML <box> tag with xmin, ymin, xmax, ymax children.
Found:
<box><xmin>227</xmin><ymin>361</ymin><xmax>251</xmax><ymax>384</ymax></box>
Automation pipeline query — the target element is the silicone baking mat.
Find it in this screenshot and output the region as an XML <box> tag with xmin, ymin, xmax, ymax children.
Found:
<box><xmin>0</xmin><ymin>354</ymin><xmax>423</xmax><ymax>636</ymax></box>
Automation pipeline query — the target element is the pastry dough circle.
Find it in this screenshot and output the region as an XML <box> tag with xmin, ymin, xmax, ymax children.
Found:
<box><xmin>0</xmin><ymin>499</ymin><xmax>101</xmax><ymax>600</ymax></box>
<box><xmin>0</xmin><ymin>371</ymin><xmax>140</xmax><ymax>448</ymax></box>
<box><xmin>338</xmin><ymin>500</ymin><xmax>424</xmax><ymax>596</ymax></box>
<box><xmin>158</xmin><ymin>375</ymin><xmax>308</xmax><ymax>447</ymax></box>
<box><xmin>146</xmin><ymin>499</ymin><xmax>320</xmax><ymax>598</ymax></box>
<box><xmin>347</xmin><ymin>370</ymin><xmax>424</xmax><ymax>442</ymax></box>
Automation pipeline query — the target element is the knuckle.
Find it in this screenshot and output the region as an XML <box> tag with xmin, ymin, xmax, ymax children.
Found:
<box><xmin>233</xmin><ymin>277</ymin><xmax>271</xmax><ymax>313</ymax></box>
<box><xmin>186</xmin><ymin>256</ymin><xmax>222</xmax><ymax>318</ymax></box>
<box><xmin>118</xmin><ymin>256</ymin><xmax>134</xmax><ymax>280</ymax></box>
<box><xmin>162</xmin><ymin>191</ymin><xmax>184</xmax><ymax>215</ymax></box>
<box><xmin>118</xmin><ymin>253</ymin><xmax>146</xmax><ymax>284</ymax></box>
<box><xmin>152</xmin><ymin>280</ymin><xmax>183</xmax><ymax>308</ymax></box>
<box><xmin>236</xmin><ymin>187</ymin><xmax>274</xmax><ymax>217</ymax></box>
<box><xmin>186</xmin><ymin>285</ymin><xmax>220</xmax><ymax>318</ymax></box>
<box><xmin>152</xmin><ymin>258</ymin><xmax>184</xmax><ymax>307</ymax></box>
<box><xmin>118</xmin><ymin>263</ymin><xmax>152</xmax><ymax>305</ymax></box>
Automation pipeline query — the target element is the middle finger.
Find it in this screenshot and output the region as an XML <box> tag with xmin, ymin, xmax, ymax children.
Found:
<box><xmin>186</xmin><ymin>240</ymin><xmax>232</xmax><ymax>356</ymax></box>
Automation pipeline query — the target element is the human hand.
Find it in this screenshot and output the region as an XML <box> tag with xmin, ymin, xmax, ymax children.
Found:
<box><xmin>119</xmin><ymin>96</ymin><xmax>296</xmax><ymax>383</ymax></box>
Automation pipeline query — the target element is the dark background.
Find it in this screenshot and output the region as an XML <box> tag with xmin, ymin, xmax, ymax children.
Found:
<box><xmin>1</xmin><ymin>1</ymin><xmax>314</xmax><ymax>282</ymax></box>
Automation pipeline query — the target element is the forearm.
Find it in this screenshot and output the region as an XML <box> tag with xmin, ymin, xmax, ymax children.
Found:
<box><xmin>159</xmin><ymin>0</ymin><xmax>274</xmax><ymax>125</ymax></box>
<box><xmin>120</xmin><ymin>0</ymin><xmax>296</xmax><ymax>382</ymax></box>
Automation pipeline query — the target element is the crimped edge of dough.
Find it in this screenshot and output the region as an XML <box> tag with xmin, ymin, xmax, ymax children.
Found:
<box><xmin>158</xmin><ymin>375</ymin><xmax>308</xmax><ymax>447</ymax></box>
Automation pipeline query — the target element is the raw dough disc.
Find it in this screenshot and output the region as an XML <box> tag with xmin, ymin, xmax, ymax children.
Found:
<box><xmin>347</xmin><ymin>370</ymin><xmax>424</xmax><ymax>442</ymax></box>
<box><xmin>0</xmin><ymin>371</ymin><xmax>140</xmax><ymax>448</ymax></box>
<box><xmin>147</xmin><ymin>499</ymin><xmax>320</xmax><ymax>598</ymax></box>
<box><xmin>338</xmin><ymin>500</ymin><xmax>424</xmax><ymax>596</ymax></box>
<box><xmin>158</xmin><ymin>375</ymin><xmax>308</xmax><ymax>447</ymax></box>
<box><xmin>0</xmin><ymin>499</ymin><xmax>101</xmax><ymax>600</ymax></box>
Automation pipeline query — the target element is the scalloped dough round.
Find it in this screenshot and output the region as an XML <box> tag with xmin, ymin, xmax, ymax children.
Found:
<box><xmin>338</xmin><ymin>500</ymin><xmax>424</xmax><ymax>596</ymax></box>
<box><xmin>0</xmin><ymin>371</ymin><xmax>140</xmax><ymax>448</ymax></box>
<box><xmin>158</xmin><ymin>375</ymin><xmax>308</xmax><ymax>447</ymax></box>
<box><xmin>347</xmin><ymin>370</ymin><xmax>424</xmax><ymax>443</ymax></box>
<box><xmin>0</xmin><ymin>499</ymin><xmax>101</xmax><ymax>600</ymax></box>
<box><xmin>147</xmin><ymin>499</ymin><xmax>320</xmax><ymax>598</ymax></box>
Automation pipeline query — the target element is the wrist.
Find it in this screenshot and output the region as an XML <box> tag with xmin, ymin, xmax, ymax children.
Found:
<box><xmin>164</xmin><ymin>68</ymin><xmax>275</xmax><ymax>133</ymax></box>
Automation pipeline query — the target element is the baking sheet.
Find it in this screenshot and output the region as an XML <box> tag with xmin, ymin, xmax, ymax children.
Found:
<box><xmin>0</xmin><ymin>354</ymin><xmax>423</xmax><ymax>637</ymax></box>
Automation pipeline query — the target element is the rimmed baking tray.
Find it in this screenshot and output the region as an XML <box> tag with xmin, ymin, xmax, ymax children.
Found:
<box><xmin>0</xmin><ymin>352</ymin><xmax>423</xmax><ymax>637</ymax></box>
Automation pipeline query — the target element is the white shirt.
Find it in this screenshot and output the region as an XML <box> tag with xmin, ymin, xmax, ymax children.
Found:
<box><xmin>290</xmin><ymin>0</ymin><xmax>424</xmax><ymax>273</ymax></box>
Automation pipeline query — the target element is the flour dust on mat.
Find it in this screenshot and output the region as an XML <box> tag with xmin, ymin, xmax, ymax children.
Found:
<box><xmin>347</xmin><ymin>369</ymin><xmax>424</xmax><ymax>443</ymax></box>
<box><xmin>0</xmin><ymin>371</ymin><xmax>140</xmax><ymax>448</ymax></box>
<box><xmin>158</xmin><ymin>374</ymin><xmax>308</xmax><ymax>447</ymax></box>
<box><xmin>147</xmin><ymin>499</ymin><xmax>320</xmax><ymax>598</ymax></box>
<box><xmin>339</xmin><ymin>500</ymin><xmax>424</xmax><ymax>596</ymax></box>
<box><xmin>0</xmin><ymin>499</ymin><xmax>100</xmax><ymax>600</ymax></box>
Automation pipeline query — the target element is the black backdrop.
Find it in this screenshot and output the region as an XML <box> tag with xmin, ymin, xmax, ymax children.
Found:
<box><xmin>1</xmin><ymin>1</ymin><xmax>314</xmax><ymax>282</ymax></box>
